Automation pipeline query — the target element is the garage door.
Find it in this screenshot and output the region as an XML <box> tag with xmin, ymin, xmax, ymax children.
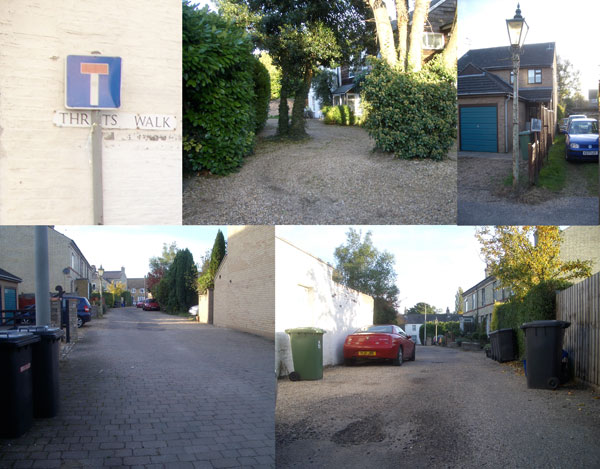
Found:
<box><xmin>460</xmin><ymin>106</ymin><xmax>498</xmax><ymax>152</ymax></box>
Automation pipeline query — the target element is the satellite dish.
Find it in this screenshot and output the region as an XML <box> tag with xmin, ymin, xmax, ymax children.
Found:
<box><xmin>62</xmin><ymin>268</ymin><xmax>70</xmax><ymax>275</ymax></box>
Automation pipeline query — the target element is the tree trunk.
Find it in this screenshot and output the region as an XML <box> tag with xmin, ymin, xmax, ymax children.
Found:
<box><xmin>407</xmin><ymin>0</ymin><xmax>429</xmax><ymax>72</ymax></box>
<box><xmin>289</xmin><ymin>68</ymin><xmax>313</xmax><ymax>138</ymax></box>
<box><xmin>368</xmin><ymin>0</ymin><xmax>397</xmax><ymax>67</ymax></box>
<box><xmin>277</xmin><ymin>70</ymin><xmax>289</xmax><ymax>136</ymax></box>
<box><xmin>439</xmin><ymin>7</ymin><xmax>457</xmax><ymax>71</ymax></box>
<box><xmin>395</xmin><ymin>0</ymin><xmax>409</xmax><ymax>71</ymax></box>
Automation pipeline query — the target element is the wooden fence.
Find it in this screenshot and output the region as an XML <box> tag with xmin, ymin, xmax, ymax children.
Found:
<box><xmin>556</xmin><ymin>272</ymin><xmax>600</xmax><ymax>387</ymax></box>
<box><xmin>528</xmin><ymin>105</ymin><xmax>555</xmax><ymax>185</ymax></box>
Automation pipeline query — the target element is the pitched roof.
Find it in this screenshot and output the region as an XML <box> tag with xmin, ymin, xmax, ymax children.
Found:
<box><xmin>520</xmin><ymin>87</ymin><xmax>553</xmax><ymax>102</ymax></box>
<box><xmin>0</xmin><ymin>268</ymin><xmax>22</xmax><ymax>283</ymax></box>
<box><xmin>332</xmin><ymin>84</ymin><xmax>355</xmax><ymax>95</ymax></box>
<box><xmin>103</xmin><ymin>270</ymin><xmax>124</xmax><ymax>280</ymax></box>
<box><xmin>127</xmin><ymin>278</ymin><xmax>146</xmax><ymax>289</ymax></box>
<box><xmin>458</xmin><ymin>66</ymin><xmax>513</xmax><ymax>96</ymax></box>
<box><xmin>458</xmin><ymin>42</ymin><xmax>556</xmax><ymax>72</ymax></box>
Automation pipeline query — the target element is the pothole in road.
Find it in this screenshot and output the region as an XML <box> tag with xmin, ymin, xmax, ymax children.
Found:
<box><xmin>331</xmin><ymin>415</ymin><xmax>386</xmax><ymax>446</ymax></box>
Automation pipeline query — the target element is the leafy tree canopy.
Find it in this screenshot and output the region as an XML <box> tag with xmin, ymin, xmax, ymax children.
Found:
<box><xmin>198</xmin><ymin>230</ymin><xmax>227</xmax><ymax>293</ymax></box>
<box><xmin>454</xmin><ymin>287</ymin><xmax>464</xmax><ymax>314</ymax></box>
<box><xmin>147</xmin><ymin>242</ymin><xmax>178</xmax><ymax>293</ymax></box>
<box><xmin>333</xmin><ymin>228</ymin><xmax>399</xmax><ymax>323</ymax></box>
<box><xmin>476</xmin><ymin>226</ymin><xmax>592</xmax><ymax>299</ymax></box>
<box><xmin>156</xmin><ymin>249</ymin><xmax>198</xmax><ymax>313</ymax></box>
<box><xmin>405</xmin><ymin>302</ymin><xmax>438</xmax><ymax>315</ymax></box>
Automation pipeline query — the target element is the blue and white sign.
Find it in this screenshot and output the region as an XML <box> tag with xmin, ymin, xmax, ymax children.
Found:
<box><xmin>66</xmin><ymin>55</ymin><xmax>122</xmax><ymax>109</ymax></box>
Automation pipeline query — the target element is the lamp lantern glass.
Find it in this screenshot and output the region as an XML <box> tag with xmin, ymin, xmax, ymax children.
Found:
<box><xmin>98</xmin><ymin>265</ymin><xmax>104</xmax><ymax>277</ymax></box>
<box><xmin>506</xmin><ymin>4</ymin><xmax>529</xmax><ymax>48</ymax></box>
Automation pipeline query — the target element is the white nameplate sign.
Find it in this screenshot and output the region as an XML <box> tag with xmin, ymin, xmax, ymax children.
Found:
<box><xmin>53</xmin><ymin>111</ymin><xmax>177</xmax><ymax>130</ymax></box>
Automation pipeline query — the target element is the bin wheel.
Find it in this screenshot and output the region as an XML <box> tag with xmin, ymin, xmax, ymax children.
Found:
<box><xmin>547</xmin><ymin>377</ymin><xmax>559</xmax><ymax>390</ymax></box>
<box><xmin>289</xmin><ymin>372</ymin><xmax>300</xmax><ymax>381</ymax></box>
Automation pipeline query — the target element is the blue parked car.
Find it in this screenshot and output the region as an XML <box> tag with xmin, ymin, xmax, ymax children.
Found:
<box><xmin>565</xmin><ymin>118</ymin><xmax>599</xmax><ymax>162</ymax></box>
<box><xmin>16</xmin><ymin>296</ymin><xmax>92</xmax><ymax>328</ymax></box>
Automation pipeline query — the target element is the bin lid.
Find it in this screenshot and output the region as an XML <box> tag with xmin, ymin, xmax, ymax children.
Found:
<box><xmin>285</xmin><ymin>327</ymin><xmax>326</xmax><ymax>335</ymax></box>
<box><xmin>0</xmin><ymin>330</ymin><xmax>41</xmax><ymax>348</ymax></box>
<box><xmin>519</xmin><ymin>130</ymin><xmax>531</xmax><ymax>135</ymax></box>
<box><xmin>520</xmin><ymin>320</ymin><xmax>571</xmax><ymax>330</ymax></box>
<box><xmin>18</xmin><ymin>325</ymin><xmax>64</xmax><ymax>339</ymax></box>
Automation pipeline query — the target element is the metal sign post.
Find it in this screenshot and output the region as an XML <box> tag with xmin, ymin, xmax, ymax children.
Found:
<box><xmin>91</xmin><ymin>110</ymin><xmax>103</xmax><ymax>224</ymax></box>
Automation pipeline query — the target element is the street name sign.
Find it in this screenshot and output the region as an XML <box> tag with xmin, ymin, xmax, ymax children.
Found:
<box><xmin>53</xmin><ymin>111</ymin><xmax>177</xmax><ymax>130</ymax></box>
<box><xmin>66</xmin><ymin>55</ymin><xmax>122</xmax><ymax>109</ymax></box>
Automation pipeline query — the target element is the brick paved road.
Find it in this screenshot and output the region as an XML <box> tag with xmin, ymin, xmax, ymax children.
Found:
<box><xmin>0</xmin><ymin>307</ymin><xmax>275</xmax><ymax>468</ymax></box>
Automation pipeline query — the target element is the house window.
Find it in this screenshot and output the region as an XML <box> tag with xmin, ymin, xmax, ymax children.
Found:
<box><xmin>472</xmin><ymin>293</ymin><xmax>476</xmax><ymax>309</ymax></box>
<box><xmin>422</xmin><ymin>32</ymin><xmax>444</xmax><ymax>50</ymax></box>
<box><xmin>528</xmin><ymin>69</ymin><xmax>542</xmax><ymax>84</ymax></box>
<box><xmin>412</xmin><ymin>325</ymin><xmax>416</xmax><ymax>331</ymax></box>
<box><xmin>92</xmin><ymin>283</ymin><xmax>96</xmax><ymax>291</ymax></box>
<box><xmin>71</xmin><ymin>253</ymin><xmax>75</xmax><ymax>269</ymax></box>
<box><xmin>481</xmin><ymin>288</ymin><xmax>486</xmax><ymax>305</ymax></box>
<box><xmin>131</xmin><ymin>288</ymin><xmax>136</xmax><ymax>293</ymax></box>
<box><xmin>510</xmin><ymin>71</ymin><xmax>514</xmax><ymax>84</ymax></box>
<box><xmin>140</xmin><ymin>288</ymin><xmax>145</xmax><ymax>293</ymax></box>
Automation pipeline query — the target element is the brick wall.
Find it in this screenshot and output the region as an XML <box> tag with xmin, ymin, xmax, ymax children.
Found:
<box><xmin>560</xmin><ymin>227</ymin><xmax>600</xmax><ymax>278</ymax></box>
<box><xmin>213</xmin><ymin>226</ymin><xmax>275</xmax><ymax>339</ymax></box>
<box><xmin>0</xmin><ymin>0</ymin><xmax>181</xmax><ymax>224</ymax></box>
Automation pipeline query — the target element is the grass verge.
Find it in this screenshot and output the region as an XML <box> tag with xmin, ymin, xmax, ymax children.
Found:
<box><xmin>537</xmin><ymin>134</ymin><xmax>567</xmax><ymax>191</ymax></box>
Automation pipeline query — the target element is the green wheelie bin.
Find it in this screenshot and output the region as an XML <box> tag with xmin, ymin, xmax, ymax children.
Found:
<box><xmin>285</xmin><ymin>327</ymin><xmax>326</xmax><ymax>381</ymax></box>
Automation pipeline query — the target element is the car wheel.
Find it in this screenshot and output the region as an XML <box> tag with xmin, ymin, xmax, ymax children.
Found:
<box><xmin>77</xmin><ymin>317</ymin><xmax>83</xmax><ymax>328</ymax></box>
<box><xmin>410</xmin><ymin>346</ymin><xmax>416</xmax><ymax>361</ymax></box>
<box><xmin>393</xmin><ymin>347</ymin><xmax>403</xmax><ymax>366</ymax></box>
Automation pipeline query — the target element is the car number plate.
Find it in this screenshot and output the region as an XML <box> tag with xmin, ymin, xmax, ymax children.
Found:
<box><xmin>583</xmin><ymin>151</ymin><xmax>598</xmax><ymax>155</ymax></box>
<box><xmin>358</xmin><ymin>351</ymin><xmax>376</xmax><ymax>356</ymax></box>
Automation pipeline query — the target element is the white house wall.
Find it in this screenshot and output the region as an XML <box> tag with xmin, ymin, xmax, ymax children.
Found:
<box><xmin>275</xmin><ymin>235</ymin><xmax>374</xmax><ymax>376</ymax></box>
<box><xmin>0</xmin><ymin>0</ymin><xmax>182</xmax><ymax>224</ymax></box>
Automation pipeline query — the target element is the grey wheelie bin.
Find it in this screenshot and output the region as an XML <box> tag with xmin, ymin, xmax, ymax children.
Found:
<box><xmin>0</xmin><ymin>331</ymin><xmax>40</xmax><ymax>438</ymax></box>
<box><xmin>520</xmin><ymin>320</ymin><xmax>570</xmax><ymax>390</ymax></box>
<box><xmin>19</xmin><ymin>326</ymin><xmax>64</xmax><ymax>418</ymax></box>
<box><xmin>285</xmin><ymin>328</ymin><xmax>326</xmax><ymax>381</ymax></box>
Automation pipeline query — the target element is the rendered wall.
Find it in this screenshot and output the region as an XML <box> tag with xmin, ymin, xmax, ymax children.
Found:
<box><xmin>275</xmin><ymin>235</ymin><xmax>374</xmax><ymax>376</ymax></box>
<box><xmin>0</xmin><ymin>0</ymin><xmax>182</xmax><ymax>224</ymax></box>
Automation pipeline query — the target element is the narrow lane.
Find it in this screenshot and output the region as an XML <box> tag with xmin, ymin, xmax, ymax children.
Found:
<box><xmin>0</xmin><ymin>307</ymin><xmax>275</xmax><ymax>468</ymax></box>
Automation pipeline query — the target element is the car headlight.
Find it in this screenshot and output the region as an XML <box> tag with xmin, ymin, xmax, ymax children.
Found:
<box><xmin>570</xmin><ymin>143</ymin><xmax>580</xmax><ymax>149</ymax></box>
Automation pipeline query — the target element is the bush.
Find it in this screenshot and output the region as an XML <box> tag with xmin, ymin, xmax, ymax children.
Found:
<box><xmin>312</xmin><ymin>69</ymin><xmax>338</xmax><ymax>106</ymax></box>
<box><xmin>183</xmin><ymin>3</ymin><xmax>256</xmax><ymax>175</ymax></box>
<box><xmin>491</xmin><ymin>279</ymin><xmax>572</xmax><ymax>359</ymax></box>
<box><xmin>322</xmin><ymin>105</ymin><xmax>355</xmax><ymax>126</ymax></box>
<box><xmin>122</xmin><ymin>291</ymin><xmax>132</xmax><ymax>307</ymax></box>
<box><xmin>253</xmin><ymin>58</ymin><xmax>271</xmax><ymax>134</ymax></box>
<box><xmin>361</xmin><ymin>57</ymin><xmax>457</xmax><ymax>160</ymax></box>
<box><xmin>103</xmin><ymin>292</ymin><xmax>114</xmax><ymax>309</ymax></box>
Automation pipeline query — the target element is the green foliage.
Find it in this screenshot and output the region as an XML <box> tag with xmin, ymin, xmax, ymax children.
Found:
<box><xmin>361</xmin><ymin>58</ymin><xmax>457</xmax><ymax>160</ymax></box>
<box><xmin>103</xmin><ymin>292</ymin><xmax>114</xmax><ymax>309</ymax></box>
<box><xmin>321</xmin><ymin>105</ymin><xmax>355</xmax><ymax>126</ymax></box>
<box><xmin>198</xmin><ymin>230</ymin><xmax>227</xmax><ymax>293</ymax></box>
<box><xmin>333</xmin><ymin>228</ymin><xmax>399</xmax><ymax>314</ymax></box>
<box><xmin>183</xmin><ymin>3</ymin><xmax>256</xmax><ymax>175</ymax></box>
<box><xmin>476</xmin><ymin>226</ymin><xmax>592</xmax><ymax>299</ymax></box>
<box><xmin>405</xmin><ymin>302</ymin><xmax>437</xmax><ymax>315</ymax></box>
<box><xmin>90</xmin><ymin>292</ymin><xmax>100</xmax><ymax>305</ymax></box>
<box><xmin>253</xmin><ymin>58</ymin><xmax>271</xmax><ymax>134</ymax></box>
<box><xmin>147</xmin><ymin>242</ymin><xmax>178</xmax><ymax>293</ymax></box>
<box><xmin>373</xmin><ymin>297</ymin><xmax>397</xmax><ymax>324</ymax></box>
<box><xmin>538</xmin><ymin>135</ymin><xmax>567</xmax><ymax>192</ymax></box>
<box><xmin>418</xmin><ymin>320</ymin><xmax>461</xmax><ymax>344</ymax></box>
<box><xmin>312</xmin><ymin>69</ymin><xmax>337</xmax><ymax>106</ymax></box>
<box><xmin>155</xmin><ymin>249</ymin><xmax>198</xmax><ymax>313</ymax></box>
<box><xmin>259</xmin><ymin>52</ymin><xmax>281</xmax><ymax>99</ymax></box>
<box><xmin>455</xmin><ymin>287</ymin><xmax>464</xmax><ymax>314</ymax></box>
<box><xmin>122</xmin><ymin>291</ymin><xmax>132</xmax><ymax>307</ymax></box>
<box><xmin>492</xmin><ymin>279</ymin><xmax>572</xmax><ymax>359</ymax></box>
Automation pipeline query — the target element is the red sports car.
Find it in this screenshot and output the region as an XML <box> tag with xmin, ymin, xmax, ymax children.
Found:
<box><xmin>343</xmin><ymin>324</ymin><xmax>416</xmax><ymax>366</ymax></box>
<box><xmin>142</xmin><ymin>299</ymin><xmax>160</xmax><ymax>311</ymax></box>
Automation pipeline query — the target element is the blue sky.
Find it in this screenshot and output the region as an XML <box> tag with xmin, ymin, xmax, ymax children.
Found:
<box><xmin>277</xmin><ymin>225</ymin><xmax>487</xmax><ymax>314</ymax></box>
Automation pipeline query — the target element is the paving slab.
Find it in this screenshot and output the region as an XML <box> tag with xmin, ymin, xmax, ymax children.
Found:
<box><xmin>0</xmin><ymin>307</ymin><xmax>275</xmax><ymax>468</ymax></box>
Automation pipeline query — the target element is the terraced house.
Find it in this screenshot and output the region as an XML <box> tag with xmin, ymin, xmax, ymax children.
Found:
<box><xmin>458</xmin><ymin>42</ymin><xmax>557</xmax><ymax>153</ymax></box>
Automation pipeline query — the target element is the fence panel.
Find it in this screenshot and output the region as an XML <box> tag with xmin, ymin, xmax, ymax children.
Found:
<box><xmin>557</xmin><ymin>272</ymin><xmax>600</xmax><ymax>387</ymax></box>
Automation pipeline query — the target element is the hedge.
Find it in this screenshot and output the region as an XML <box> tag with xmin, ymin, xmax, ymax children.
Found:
<box><xmin>321</xmin><ymin>105</ymin><xmax>355</xmax><ymax>126</ymax></box>
<box><xmin>361</xmin><ymin>57</ymin><xmax>457</xmax><ymax>160</ymax></box>
<box><xmin>491</xmin><ymin>279</ymin><xmax>572</xmax><ymax>359</ymax></box>
<box><xmin>183</xmin><ymin>3</ymin><xmax>255</xmax><ymax>175</ymax></box>
<box><xmin>253</xmin><ymin>58</ymin><xmax>271</xmax><ymax>134</ymax></box>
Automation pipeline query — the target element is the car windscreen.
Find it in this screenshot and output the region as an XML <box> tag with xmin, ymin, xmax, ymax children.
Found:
<box><xmin>571</xmin><ymin>121</ymin><xmax>598</xmax><ymax>134</ymax></box>
<box><xmin>357</xmin><ymin>325</ymin><xmax>394</xmax><ymax>333</ymax></box>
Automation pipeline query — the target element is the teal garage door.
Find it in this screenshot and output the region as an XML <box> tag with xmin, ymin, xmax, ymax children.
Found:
<box><xmin>460</xmin><ymin>106</ymin><xmax>498</xmax><ymax>152</ymax></box>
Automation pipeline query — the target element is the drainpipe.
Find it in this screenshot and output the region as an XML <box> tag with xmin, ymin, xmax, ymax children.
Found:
<box><xmin>504</xmin><ymin>94</ymin><xmax>510</xmax><ymax>153</ymax></box>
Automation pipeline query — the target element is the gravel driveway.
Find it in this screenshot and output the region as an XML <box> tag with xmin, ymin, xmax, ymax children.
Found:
<box><xmin>276</xmin><ymin>346</ymin><xmax>600</xmax><ymax>468</ymax></box>
<box><xmin>183</xmin><ymin>119</ymin><xmax>457</xmax><ymax>224</ymax></box>
<box><xmin>458</xmin><ymin>152</ymin><xmax>599</xmax><ymax>225</ymax></box>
